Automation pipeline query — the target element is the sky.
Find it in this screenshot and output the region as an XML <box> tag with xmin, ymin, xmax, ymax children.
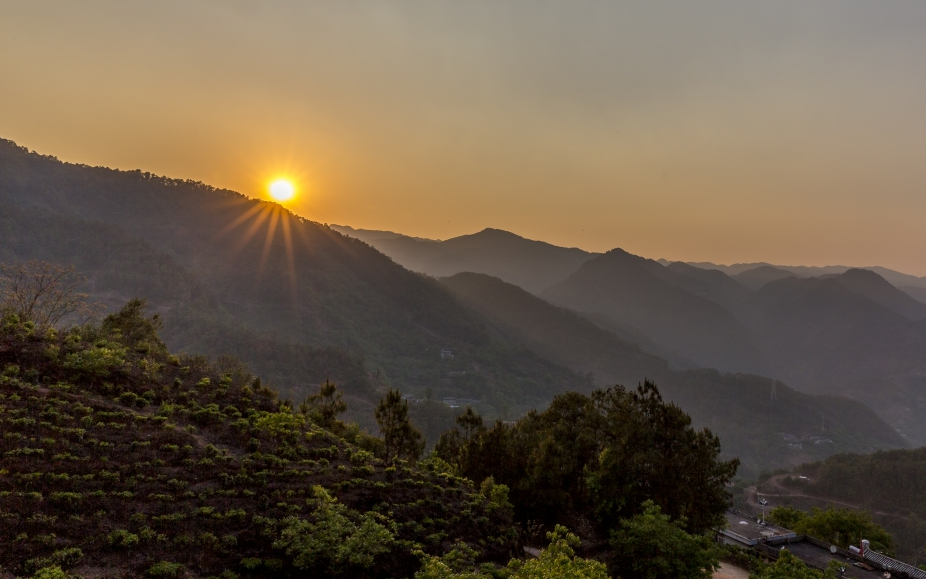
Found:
<box><xmin>2</xmin><ymin>1</ymin><xmax>926</xmax><ymax>274</ymax></box>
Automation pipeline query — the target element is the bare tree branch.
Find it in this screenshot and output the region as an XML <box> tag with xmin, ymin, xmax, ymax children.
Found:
<box><xmin>0</xmin><ymin>260</ymin><xmax>104</xmax><ymax>329</ymax></box>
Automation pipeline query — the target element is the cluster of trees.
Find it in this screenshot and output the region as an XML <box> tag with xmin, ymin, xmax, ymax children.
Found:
<box><xmin>767</xmin><ymin>506</ymin><xmax>894</xmax><ymax>554</ymax></box>
<box><xmin>791</xmin><ymin>448</ymin><xmax>926</xmax><ymax>559</ymax></box>
<box><xmin>435</xmin><ymin>383</ymin><xmax>738</xmax><ymax>535</ymax></box>
<box><xmin>425</xmin><ymin>382</ymin><xmax>738</xmax><ymax>577</ymax></box>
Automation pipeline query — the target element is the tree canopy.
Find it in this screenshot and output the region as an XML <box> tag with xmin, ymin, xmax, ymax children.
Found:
<box><xmin>437</xmin><ymin>381</ymin><xmax>738</xmax><ymax>537</ymax></box>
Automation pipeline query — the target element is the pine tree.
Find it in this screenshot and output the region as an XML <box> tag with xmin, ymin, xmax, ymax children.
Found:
<box><xmin>375</xmin><ymin>389</ymin><xmax>425</xmax><ymax>462</ymax></box>
<box><xmin>299</xmin><ymin>380</ymin><xmax>348</xmax><ymax>432</ymax></box>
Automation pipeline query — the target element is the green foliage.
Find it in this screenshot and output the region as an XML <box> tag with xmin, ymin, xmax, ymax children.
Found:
<box><xmin>0</xmin><ymin>294</ymin><xmax>516</xmax><ymax>577</ymax></box>
<box><xmin>440</xmin><ymin>382</ymin><xmax>737</xmax><ymax>536</ymax></box>
<box><xmin>273</xmin><ymin>486</ymin><xmax>395</xmax><ymax>575</ymax></box>
<box><xmin>101</xmin><ymin>298</ymin><xmax>166</xmax><ymax>353</ymax></box>
<box><xmin>766</xmin><ymin>506</ymin><xmax>894</xmax><ymax>554</ymax></box>
<box><xmin>764</xmin><ymin>506</ymin><xmax>806</xmax><ymax>531</ymax></box>
<box><xmin>479</xmin><ymin>477</ymin><xmax>512</xmax><ymax>513</ymax></box>
<box><xmin>31</xmin><ymin>567</ymin><xmax>69</xmax><ymax>579</ymax></box>
<box><xmin>376</xmin><ymin>388</ymin><xmax>425</xmax><ymax>462</ymax></box>
<box><xmin>608</xmin><ymin>501</ymin><xmax>719</xmax><ymax>579</ymax></box>
<box><xmin>108</xmin><ymin>529</ymin><xmax>140</xmax><ymax>548</ymax></box>
<box><xmin>299</xmin><ymin>379</ymin><xmax>348</xmax><ymax>432</ymax></box>
<box><xmin>415</xmin><ymin>526</ymin><xmax>609</xmax><ymax>579</ymax></box>
<box><xmin>252</xmin><ymin>410</ymin><xmax>305</xmax><ymax>439</ymax></box>
<box><xmin>50</xmin><ymin>547</ymin><xmax>83</xmax><ymax>568</ymax></box>
<box><xmin>508</xmin><ymin>526</ymin><xmax>609</xmax><ymax>579</ymax></box>
<box><xmin>63</xmin><ymin>345</ymin><xmax>126</xmax><ymax>377</ymax></box>
<box><xmin>747</xmin><ymin>551</ymin><xmax>843</xmax><ymax>579</ymax></box>
<box><xmin>147</xmin><ymin>561</ymin><xmax>185</xmax><ymax>578</ymax></box>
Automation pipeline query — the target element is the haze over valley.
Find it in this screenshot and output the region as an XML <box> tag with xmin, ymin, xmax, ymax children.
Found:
<box><xmin>4</xmin><ymin>2</ymin><xmax>926</xmax><ymax>577</ymax></box>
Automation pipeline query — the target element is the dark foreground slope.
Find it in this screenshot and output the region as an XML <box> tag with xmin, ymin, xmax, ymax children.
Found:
<box><xmin>441</xmin><ymin>273</ymin><xmax>906</xmax><ymax>477</ymax></box>
<box><xmin>0</xmin><ymin>307</ymin><xmax>514</xmax><ymax>578</ymax></box>
<box><xmin>0</xmin><ymin>139</ymin><xmax>588</xmax><ymax>420</ymax></box>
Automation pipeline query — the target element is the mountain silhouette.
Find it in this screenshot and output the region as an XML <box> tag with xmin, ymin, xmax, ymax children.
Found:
<box><xmin>440</xmin><ymin>271</ymin><xmax>905</xmax><ymax>476</ymax></box>
<box><xmin>332</xmin><ymin>225</ymin><xmax>596</xmax><ymax>295</ymax></box>
<box><xmin>732</xmin><ymin>265</ymin><xmax>796</xmax><ymax>290</ymax></box>
<box><xmin>542</xmin><ymin>249</ymin><xmax>769</xmax><ymax>374</ymax></box>
<box><xmin>822</xmin><ymin>268</ymin><xmax>926</xmax><ymax>320</ymax></box>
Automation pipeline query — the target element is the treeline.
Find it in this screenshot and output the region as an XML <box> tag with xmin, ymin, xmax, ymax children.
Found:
<box><xmin>0</xmin><ymin>273</ymin><xmax>736</xmax><ymax>578</ymax></box>
<box><xmin>798</xmin><ymin>448</ymin><xmax>926</xmax><ymax>519</ymax></box>
<box><xmin>790</xmin><ymin>449</ymin><xmax>926</xmax><ymax>560</ymax></box>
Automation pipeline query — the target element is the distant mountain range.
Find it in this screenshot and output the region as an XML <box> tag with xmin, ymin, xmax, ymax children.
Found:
<box><xmin>333</xmin><ymin>225</ymin><xmax>926</xmax><ymax>294</ymax></box>
<box><xmin>441</xmin><ymin>272</ymin><xmax>905</xmax><ymax>475</ymax></box>
<box><xmin>331</xmin><ymin>225</ymin><xmax>595</xmax><ymax>295</ymax></box>
<box><xmin>337</xmin><ymin>225</ymin><xmax>926</xmax><ymax>445</ymax></box>
<box><xmin>0</xmin><ymin>138</ymin><xmax>913</xmax><ymax>476</ymax></box>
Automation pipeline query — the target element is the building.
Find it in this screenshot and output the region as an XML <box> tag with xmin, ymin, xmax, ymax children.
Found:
<box><xmin>717</xmin><ymin>511</ymin><xmax>796</xmax><ymax>547</ymax></box>
<box><xmin>717</xmin><ymin>510</ymin><xmax>926</xmax><ymax>579</ymax></box>
<box><xmin>442</xmin><ymin>397</ymin><xmax>480</xmax><ymax>408</ymax></box>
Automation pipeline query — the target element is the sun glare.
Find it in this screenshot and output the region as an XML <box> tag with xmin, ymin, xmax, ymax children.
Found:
<box><xmin>269</xmin><ymin>179</ymin><xmax>295</xmax><ymax>202</ymax></box>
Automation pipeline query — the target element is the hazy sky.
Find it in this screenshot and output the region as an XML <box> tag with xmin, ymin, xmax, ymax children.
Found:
<box><xmin>2</xmin><ymin>1</ymin><xmax>926</xmax><ymax>273</ymax></box>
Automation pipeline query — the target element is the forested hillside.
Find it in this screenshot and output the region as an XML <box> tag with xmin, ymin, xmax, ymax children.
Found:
<box><xmin>0</xmin><ymin>139</ymin><xmax>589</xmax><ymax>425</ymax></box>
<box><xmin>344</xmin><ymin>220</ymin><xmax>926</xmax><ymax>445</ymax></box>
<box><xmin>542</xmin><ymin>249</ymin><xmax>770</xmax><ymax>374</ymax></box>
<box><xmin>0</xmin><ymin>302</ymin><xmax>515</xmax><ymax>578</ymax></box>
<box><xmin>441</xmin><ymin>273</ymin><xmax>906</xmax><ymax>477</ymax></box>
<box><xmin>0</xmin><ymin>297</ymin><xmax>739</xmax><ymax>579</ymax></box>
<box><xmin>759</xmin><ymin>449</ymin><xmax>926</xmax><ymax>562</ymax></box>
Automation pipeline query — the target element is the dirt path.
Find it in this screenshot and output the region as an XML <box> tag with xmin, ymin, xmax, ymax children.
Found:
<box><xmin>746</xmin><ymin>475</ymin><xmax>906</xmax><ymax>520</ymax></box>
<box><xmin>713</xmin><ymin>562</ymin><xmax>750</xmax><ymax>579</ymax></box>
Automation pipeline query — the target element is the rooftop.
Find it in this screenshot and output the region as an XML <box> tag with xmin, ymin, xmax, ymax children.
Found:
<box><xmin>722</xmin><ymin>512</ymin><xmax>794</xmax><ymax>543</ymax></box>
<box><xmin>775</xmin><ymin>540</ymin><xmax>880</xmax><ymax>578</ymax></box>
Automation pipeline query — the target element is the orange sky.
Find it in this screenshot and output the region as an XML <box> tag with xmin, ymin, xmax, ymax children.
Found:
<box><xmin>2</xmin><ymin>1</ymin><xmax>926</xmax><ymax>274</ymax></box>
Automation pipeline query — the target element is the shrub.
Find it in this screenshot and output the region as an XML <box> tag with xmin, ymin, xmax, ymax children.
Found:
<box><xmin>51</xmin><ymin>547</ymin><xmax>83</xmax><ymax>567</ymax></box>
<box><xmin>63</xmin><ymin>346</ymin><xmax>126</xmax><ymax>377</ymax></box>
<box><xmin>148</xmin><ymin>561</ymin><xmax>184</xmax><ymax>578</ymax></box>
<box><xmin>49</xmin><ymin>492</ymin><xmax>82</xmax><ymax>506</ymax></box>
<box><xmin>31</xmin><ymin>567</ymin><xmax>68</xmax><ymax>579</ymax></box>
<box><xmin>274</xmin><ymin>486</ymin><xmax>395</xmax><ymax>574</ymax></box>
<box><xmin>107</xmin><ymin>529</ymin><xmax>140</xmax><ymax>548</ymax></box>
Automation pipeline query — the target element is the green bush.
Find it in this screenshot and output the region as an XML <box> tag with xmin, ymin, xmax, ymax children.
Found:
<box><xmin>63</xmin><ymin>346</ymin><xmax>126</xmax><ymax>377</ymax></box>
<box><xmin>51</xmin><ymin>547</ymin><xmax>83</xmax><ymax>567</ymax></box>
<box><xmin>273</xmin><ymin>486</ymin><xmax>395</xmax><ymax>575</ymax></box>
<box><xmin>107</xmin><ymin>529</ymin><xmax>139</xmax><ymax>548</ymax></box>
<box><xmin>31</xmin><ymin>567</ymin><xmax>68</xmax><ymax>579</ymax></box>
<box><xmin>148</xmin><ymin>561</ymin><xmax>184</xmax><ymax>578</ymax></box>
<box><xmin>609</xmin><ymin>501</ymin><xmax>719</xmax><ymax>579</ymax></box>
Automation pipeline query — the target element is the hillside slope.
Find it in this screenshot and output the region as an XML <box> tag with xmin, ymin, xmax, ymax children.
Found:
<box><xmin>824</xmin><ymin>268</ymin><xmax>926</xmax><ymax>320</ymax></box>
<box><xmin>542</xmin><ymin>249</ymin><xmax>769</xmax><ymax>374</ymax></box>
<box><xmin>441</xmin><ymin>273</ymin><xmax>906</xmax><ymax>477</ymax></box>
<box><xmin>440</xmin><ymin>272</ymin><xmax>670</xmax><ymax>386</ymax></box>
<box><xmin>0</xmin><ymin>305</ymin><xmax>514</xmax><ymax>578</ymax></box>
<box><xmin>0</xmin><ymin>139</ymin><xmax>589</xmax><ymax>419</ymax></box>
<box><xmin>0</xmin><ymin>202</ymin><xmax>376</xmax><ymax>408</ymax></box>
<box><xmin>742</xmin><ymin>277</ymin><xmax>926</xmax><ymax>390</ymax></box>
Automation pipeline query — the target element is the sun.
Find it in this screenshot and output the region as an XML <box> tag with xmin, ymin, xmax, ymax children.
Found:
<box><xmin>268</xmin><ymin>179</ymin><xmax>295</xmax><ymax>202</ymax></box>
